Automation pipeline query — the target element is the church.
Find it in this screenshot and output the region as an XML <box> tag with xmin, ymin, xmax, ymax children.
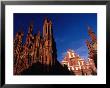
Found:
<box><xmin>13</xmin><ymin>18</ymin><xmax>97</xmax><ymax>75</ymax></box>
<box><xmin>61</xmin><ymin>27</ymin><xmax>97</xmax><ymax>75</ymax></box>
<box><xmin>14</xmin><ymin>18</ymin><xmax>57</xmax><ymax>75</ymax></box>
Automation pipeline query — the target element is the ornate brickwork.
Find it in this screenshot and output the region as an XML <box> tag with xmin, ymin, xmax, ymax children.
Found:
<box><xmin>86</xmin><ymin>26</ymin><xmax>97</xmax><ymax>68</ymax></box>
<box><xmin>61</xmin><ymin>27</ymin><xmax>97</xmax><ymax>75</ymax></box>
<box><xmin>14</xmin><ymin>18</ymin><xmax>57</xmax><ymax>75</ymax></box>
<box><xmin>61</xmin><ymin>49</ymin><xmax>97</xmax><ymax>75</ymax></box>
<box><xmin>14</xmin><ymin>18</ymin><xmax>97</xmax><ymax>75</ymax></box>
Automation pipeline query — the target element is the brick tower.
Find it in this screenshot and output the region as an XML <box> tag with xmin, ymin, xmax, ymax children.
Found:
<box><xmin>88</xmin><ymin>26</ymin><xmax>97</xmax><ymax>44</ymax></box>
<box><xmin>14</xmin><ymin>18</ymin><xmax>57</xmax><ymax>74</ymax></box>
<box><xmin>43</xmin><ymin>18</ymin><xmax>56</xmax><ymax>66</ymax></box>
<box><xmin>86</xmin><ymin>26</ymin><xmax>97</xmax><ymax>68</ymax></box>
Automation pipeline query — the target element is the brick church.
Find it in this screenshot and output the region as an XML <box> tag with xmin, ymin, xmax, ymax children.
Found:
<box><xmin>14</xmin><ymin>18</ymin><xmax>97</xmax><ymax>75</ymax></box>
<box><xmin>14</xmin><ymin>18</ymin><xmax>57</xmax><ymax>75</ymax></box>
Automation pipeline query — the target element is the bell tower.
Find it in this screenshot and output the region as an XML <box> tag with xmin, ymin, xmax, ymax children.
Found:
<box><xmin>43</xmin><ymin>18</ymin><xmax>54</xmax><ymax>67</ymax></box>
<box><xmin>43</xmin><ymin>18</ymin><xmax>52</xmax><ymax>40</ymax></box>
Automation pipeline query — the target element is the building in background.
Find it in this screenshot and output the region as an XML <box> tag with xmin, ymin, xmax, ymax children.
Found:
<box><xmin>61</xmin><ymin>27</ymin><xmax>97</xmax><ymax>75</ymax></box>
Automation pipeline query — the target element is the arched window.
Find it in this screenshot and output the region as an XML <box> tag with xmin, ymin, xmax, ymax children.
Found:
<box><xmin>46</xmin><ymin>27</ymin><xmax>47</xmax><ymax>34</ymax></box>
<box><xmin>45</xmin><ymin>56</ymin><xmax>47</xmax><ymax>62</ymax></box>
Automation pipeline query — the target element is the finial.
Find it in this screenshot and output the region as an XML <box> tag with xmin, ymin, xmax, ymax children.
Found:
<box><xmin>37</xmin><ymin>30</ymin><xmax>40</xmax><ymax>36</ymax></box>
<box><xmin>44</xmin><ymin>17</ymin><xmax>48</xmax><ymax>23</ymax></box>
<box><xmin>49</xmin><ymin>20</ymin><xmax>52</xmax><ymax>24</ymax></box>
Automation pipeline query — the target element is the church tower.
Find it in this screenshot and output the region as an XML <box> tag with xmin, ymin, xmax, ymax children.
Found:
<box><xmin>86</xmin><ymin>27</ymin><xmax>97</xmax><ymax>68</ymax></box>
<box><xmin>88</xmin><ymin>26</ymin><xmax>97</xmax><ymax>44</ymax></box>
<box><xmin>43</xmin><ymin>18</ymin><xmax>52</xmax><ymax>40</ymax></box>
<box><xmin>86</xmin><ymin>40</ymin><xmax>93</xmax><ymax>53</ymax></box>
<box><xmin>43</xmin><ymin>18</ymin><xmax>55</xmax><ymax>66</ymax></box>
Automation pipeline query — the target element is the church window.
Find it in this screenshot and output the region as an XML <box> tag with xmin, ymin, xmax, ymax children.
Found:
<box><xmin>46</xmin><ymin>56</ymin><xmax>47</xmax><ymax>62</ymax></box>
<box><xmin>76</xmin><ymin>67</ymin><xmax>78</xmax><ymax>70</ymax></box>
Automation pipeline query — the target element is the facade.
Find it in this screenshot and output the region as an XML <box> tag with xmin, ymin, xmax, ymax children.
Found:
<box><xmin>61</xmin><ymin>27</ymin><xmax>97</xmax><ymax>75</ymax></box>
<box><xmin>14</xmin><ymin>18</ymin><xmax>97</xmax><ymax>75</ymax></box>
<box><xmin>61</xmin><ymin>49</ymin><xmax>96</xmax><ymax>75</ymax></box>
<box><xmin>14</xmin><ymin>18</ymin><xmax>57</xmax><ymax>75</ymax></box>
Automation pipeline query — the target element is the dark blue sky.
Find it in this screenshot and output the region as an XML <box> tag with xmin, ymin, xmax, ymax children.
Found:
<box><xmin>14</xmin><ymin>13</ymin><xmax>97</xmax><ymax>62</ymax></box>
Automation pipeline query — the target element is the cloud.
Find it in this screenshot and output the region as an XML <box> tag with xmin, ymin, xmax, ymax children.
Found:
<box><xmin>76</xmin><ymin>46</ymin><xmax>87</xmax><ymax>52</ymax></box>
<box><xmin>58</xmin><ymin>45</ymin><xmax>88</xmax><ymax>62</ymax></box>
<box><xmin>75</xmin><ymin>45</ymin><xmax>88</xmax><ymax>60</ymax></box>
<box><xmin>67</xmin><ymin>39</ymin><xmax>88</xmax><ymax>60</ymax></box>
<box><xmin>57</xmin><ymin>39</ymin><xmax>89</xmax><ymax>62</ymax></box>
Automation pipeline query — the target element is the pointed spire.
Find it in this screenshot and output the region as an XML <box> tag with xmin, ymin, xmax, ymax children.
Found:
<box><xmin>87</xmin><ymin>26</ymin><xmax>97</xmax><ymax>43</ymax></box>
<box><xmin>44</xmin><ymin>17</ymin><xmax>48</xmax><ymax>23</ymax></box>
<box><xmin>49</xmin><ymin>20</ymin><xmax>52</xmax><ymax>25</ymax></box>
<box><xmin>28</xmin><ymin>20</ymin><xmax>34</xmax><ymax>33</ymax></box>
<box><xmin>37</xmin><ymin>30</ymin><xmax>40</xmax><ymax>36</ymax></box>
<box><xmin>88</xmin><ymin>26</ymin><xmax>93</xmax><ymax>35</ymax></box>
<box><xmin>30</xmin><ymin>20</ymin><xmax>34</xmax><ymax>28</ymax></box>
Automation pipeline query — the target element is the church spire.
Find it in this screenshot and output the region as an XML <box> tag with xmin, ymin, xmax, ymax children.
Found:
<box><xmin>43</xmin><ymin>18</ymin><xmax>53</xmax><ymax>40</ymax></box>
<box><xmin>28</xmin><ymin>21</ymin><xmax>34</xmax><ymax>34</ymax></box>
<box><xmin>88</xmin><ymin>26</ymin><xmax>97</xmax><ymax>43</ymax></box>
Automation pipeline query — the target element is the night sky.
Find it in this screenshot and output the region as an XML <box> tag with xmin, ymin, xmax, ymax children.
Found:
<box><xmin>14</xmin><ymin>13</ymin><xmax>97</xmax><ymax>62</ymax></box>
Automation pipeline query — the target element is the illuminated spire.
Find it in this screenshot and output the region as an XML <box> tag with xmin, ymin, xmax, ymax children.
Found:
<box><xmin>88</xmin><ymin>26</ymin><xmax>97</xmax><ymax>43</ymax></box>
